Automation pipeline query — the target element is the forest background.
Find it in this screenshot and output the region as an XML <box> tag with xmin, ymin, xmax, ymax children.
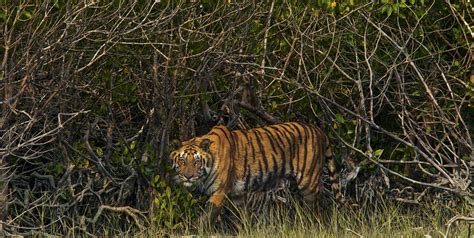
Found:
<box><xmin>0</xmin><ymin>0</ymin><xmax>472</xmax><ymax>236</ymax></box>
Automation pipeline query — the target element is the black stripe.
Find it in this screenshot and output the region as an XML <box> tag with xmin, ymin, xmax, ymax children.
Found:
<box><xmin>275</xmin><ymin>125</ymin><xmax>295</xmax><ymax>173</ymax></box>
<box><xmin>253</xmin><ymin>129</ymin><xmax>269</xmax><ymax>175</ymax></box>
<box><xmin>217</xmin><ymin>127</ymin><xmax>238</xmax><ymax>192</ymax></box>
<box><xmin>287</xmin><ymin>124</ymin><xmax>302</xmax><ymax>185</ymax></box>
<box><xmin>306</xmin><ymin>126</ymin><xmax>324</xmax><ymax>191</ymax></box>
<box><xmin>280</xmin><ymin>124</ymin><xmax>299</xmax><ymax>175</ymax></box>
<box><xmin>215</xmin><ymin>127</ymin><xmax>231</xmax><ymax>144</ymax></box>
<box><xmin>268</xmin><ymin>126</ymin><xmax>289</xmax><ymax>176</ymax></box>
<box><xmin>241</xmin><ymin>131</ymin><xmax>250</xmax><ymax>191</ymax></box>
<box><xmin>258</xmin><ymin>129</ymin><xmax>277</xmax><ymax>190</ymax></box>
<box><xmin>206</xmin><ymin>152</ymin><xmax>214</xmax><ymax>168</ymax></box>
<box><xmin>288</xmin><ymin>123</ymin><xmax>303</xmax><ymax>143</ymax></box>
<box><xmin>297</xmin><ymin>124</ymin><xmax>310</xmax><ymax>185</ymax></box>
<box><xmin>249</xmin><ymin>131</ymin><xmax>257</xmax><ymax>163</ymax></box>
<box><xmin>247</xmin><ymin>130</ymin><xmax>257</xmax><ymax>190</ymax></box>
<box><xmin>204</xmin><ymin>173</ymin><xmax>218</xmax><ymax>193</ymax></box>
<box><xmin>261</xmin><ymin>127</ymin><xmax>280</xmax><ymax>177</ymax></box>
<box><xmin>300</xmin><ymin>126</ymin><xmax>317</xmax><ymax>191</ymax></box>
<box><xmin>305</xmin><ymin>126</ymin><xmax>319</xmax><ymax>176</ymax></box>
<box><xmin>245</xmin><ymin>162</ymin><xmax>252</xmax><ymax>191</ymax></box>
<box><xmin>263</xmin><ymin>171</ymin><xmax>274</xmax><ymax>190</ymax></box>
<box><xmin>214</xmin><ymin>127</ymin><xmax>236</xmax><ymax>161</ymax></box>
<box><xmin>242</xmin><ymin>130</ymin><xmax>250</xmax><ymax>142</ymax></box>
<box><xmin>207</xmin><ymin>132</ymin><xmax>219</xmax><ymax>137</ymax></box>
<box><xmin>254</xmin><ymin>160</ymin><xmax>264</xmax><ymax>191</ymax></box>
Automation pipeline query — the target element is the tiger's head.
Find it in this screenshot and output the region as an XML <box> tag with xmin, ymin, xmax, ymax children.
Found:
<box><xmin>169</xmin><ymin>138</ymin><xmax>213</xmax><ymax>187</ymax></box>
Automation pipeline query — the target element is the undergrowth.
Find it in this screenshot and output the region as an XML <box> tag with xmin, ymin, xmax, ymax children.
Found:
<box><xmin>136</xmin><ymin>196</ymin><xmax>473</xmax><ymax>237</ymax></box>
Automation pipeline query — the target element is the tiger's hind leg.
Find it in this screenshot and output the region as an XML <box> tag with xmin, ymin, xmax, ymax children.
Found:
<box><xmin>294</xmin><ymin>169</ymin><xmax>323</xmax><ymax>209</ymax></box>
<box><xmin>301</xmin><ymin>185</ymin><xmax>322</xmax><ymax>210</ymax></box>
<box><xmin>296</xmin><ymin>173</ymin><xmax>330</xmax><ymax>221</ymax></box>
<box><xmin>301</xmin><ymin>185</ymin><xmax>338</xmax><ymax>225</ymax></box>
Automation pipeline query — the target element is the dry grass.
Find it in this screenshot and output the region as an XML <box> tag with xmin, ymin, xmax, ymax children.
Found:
<box><xmin>135</xmin><ymin>198</ymin><xmax>473</xmax><ymax>237</ymax></box>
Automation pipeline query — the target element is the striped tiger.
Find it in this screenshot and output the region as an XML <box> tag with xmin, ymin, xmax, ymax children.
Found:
<box><xmin>170</xmin><ymin>122</ymin><xmax>344</xmax><ymax>220</ymax></box>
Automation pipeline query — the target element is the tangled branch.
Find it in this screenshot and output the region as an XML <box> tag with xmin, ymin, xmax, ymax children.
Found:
<box><xmin>0</xmin><ymin>0</ymin><xmax>471</xmax><ymax>235</ymax></box>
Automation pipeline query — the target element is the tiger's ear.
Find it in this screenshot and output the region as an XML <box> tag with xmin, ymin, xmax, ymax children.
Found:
<box><xmin>170</xmin><ymin>139</ymin><xmax>182</xmax><ymax>150</ymax></box>
<box><xmin>170</xmin><ymin>151</ymin><xmax>177</xmax><ymax>168</ymax></box>
<box><xmin>199</xmin><ymin>139</ymin><xmax>212</xmax><ymax>152</ymax></box>
<box><xmin>170</xmin><ymin>150</ymin><xmax>177</xmax><ymax>159</ymax></box>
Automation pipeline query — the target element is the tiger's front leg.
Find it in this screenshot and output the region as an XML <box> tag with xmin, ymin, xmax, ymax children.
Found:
<box><xmin>199</xmin><ymin>190</ymin><xmax>227</xmax><ymax>226</ymax></box>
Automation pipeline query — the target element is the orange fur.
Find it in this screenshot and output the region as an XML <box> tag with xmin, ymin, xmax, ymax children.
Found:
<box><xmin>170</xmin><ymin>122</ymin><xmax>344</xmax><ymax>219</ymax></box>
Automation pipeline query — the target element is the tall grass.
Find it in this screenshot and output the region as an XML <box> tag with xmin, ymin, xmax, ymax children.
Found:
<box><xmin>137</xmin><ymin>197</ymin><xmax>473</xmax><ymax>237</ymax></box>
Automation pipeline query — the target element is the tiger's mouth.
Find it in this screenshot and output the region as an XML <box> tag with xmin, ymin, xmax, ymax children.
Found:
<box><xmin>182</xmin><ymin>181</ymin><xmax>194</xmax><ymax>187</ymax></box>
<box><xmin>178</xmin><ymin>175</ymin><xmax>203</xmax><ymax>186</ymax></box>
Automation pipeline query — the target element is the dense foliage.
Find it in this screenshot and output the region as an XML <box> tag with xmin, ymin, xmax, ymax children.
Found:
<box><xmin>0</xmin><ymin>0</ymin><xmax>472</xmax><ymax>235</ymax></box>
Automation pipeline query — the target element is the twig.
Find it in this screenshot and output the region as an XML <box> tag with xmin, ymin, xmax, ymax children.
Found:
<box><xmin>86</xmin><ymin>205</ymin><xmax>146</xmax><ymax>230</ymax></box>
<box><xmin>236</xmin><ymin>101</ymin><xmax>281</xmax><ymax>124</ymax></box>
<box><xmin>345</xmin><ymin>228</ymin><xmax>364</xmax><ymax>238</ymax></box>
<box><xmin>444</xmin><ymin>215</ymin><xmax>474</xmax><ymax>238</ymax></box>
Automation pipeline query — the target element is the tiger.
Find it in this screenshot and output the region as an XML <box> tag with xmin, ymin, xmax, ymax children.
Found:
<box><xmin>169</xmin><ymin>122</ymin><xmax>345</xmax><ymax>221</ymax></box>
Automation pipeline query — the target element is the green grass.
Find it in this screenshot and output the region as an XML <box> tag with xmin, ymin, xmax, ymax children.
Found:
<box><xmin>136</xmin><ymin>197</ymin><xmax>473</xmax><ymax>237</ymax></box>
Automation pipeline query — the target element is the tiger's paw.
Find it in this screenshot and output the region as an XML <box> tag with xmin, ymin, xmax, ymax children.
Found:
<box><xmin>198</xmin><ymin>212</ymin><xmax>214</xmax><ymax>228</ymax></box>
<box><xmin>199</xmin><ymin>211</ymin><xmax>224</xmax><ymax>229</ymax></box>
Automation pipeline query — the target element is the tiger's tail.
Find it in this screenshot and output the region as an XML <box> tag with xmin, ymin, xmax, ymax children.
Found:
<box><xmin>324</xmin><ymin>137</ymin><xmax>347</xmax><ymax>206</ymax></box>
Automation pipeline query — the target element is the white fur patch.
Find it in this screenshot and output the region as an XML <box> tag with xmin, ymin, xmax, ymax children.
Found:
<box><xmin>205</xmin><ymin>183</ymin><xmax>219</xmax><ymax>195</ymax></box>
<box><xmin>203</xmin><ymin>172</ymin><xmax>218</xmax><ymax>195</ymax></box>
<box><xmin>182</xmin><ymin>181</ymin><xmax>193</xmax><ymax>187</ymax></box>
<box><xmin>233</xmin><ymin>180</ymin><xmax>246</xmax><ymax>194</ymax></box>
<box><xmin>204</xmin><ymin>165</ymin><xmax>211</xmax><ymax>174</ymax></box>
<box><xmin>295</xmin><ymin>173</ymin><xmax>302</xmax><ymax>182</ymax></box>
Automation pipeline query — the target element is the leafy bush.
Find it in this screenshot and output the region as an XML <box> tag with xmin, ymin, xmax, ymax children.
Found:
<box><xmin>0</xmin><ymin>0</ymin><xmax>471</xmax><ymax>235</ymax></box>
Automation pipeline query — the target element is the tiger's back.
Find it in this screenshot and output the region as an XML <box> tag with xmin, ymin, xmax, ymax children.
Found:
<box><xmin>230</xmin><ymin>122</ymin><xmax>332</xmax><ymax>200</ymax></box>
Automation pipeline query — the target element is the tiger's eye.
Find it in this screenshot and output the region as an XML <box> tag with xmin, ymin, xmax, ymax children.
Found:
<box><xmin>195</xmin><ymin>155</ymin><xmax>202</xmax><ymax>164</ymax></box>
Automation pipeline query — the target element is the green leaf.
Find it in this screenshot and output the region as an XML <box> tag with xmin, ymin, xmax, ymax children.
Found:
<box><xmin>96</xmin><ymin>147</ymin><xmax>103</xmax><ymax>156</ymax></box>
<box><xmin>171</xmin><ymin>223</ymin><xmax>181</xmax><ymax>230</ymax></box>
<box><xmin>0</xmin><ymin>11</ymin><xmax>6</xmax><ymax>21</ymax></box>
<box><xmin>393</xmin><ymin>3</ymin><xmax>399</xmax><ymax>13</ymax></box>
<box><xmin>374</xmin><ymin>149</ymin><xmax>384</xmax><ymax>157</ymax></box>
<box><xmin>271</xmin><ymin>101</ymin><xmax>277</xmax><ymax>109</ymax></box>
<box><xmin>335</xmin><ymin>113</ymin><xmax>345</xmax><ymax>123</ymax></box>
<box><xmin>22</xmin><ymin>11</ymin><xmax>32</xmax><ymax>20</ymax></box>
<box><xmin>386</xmin><ymin>6</ymin><xmax>393</xmax><ymax>17</ymax></box>
<box><xmin>152</xmin><ymin>175</ymin><xmax>160</xmax><ymax>185</ymax></box>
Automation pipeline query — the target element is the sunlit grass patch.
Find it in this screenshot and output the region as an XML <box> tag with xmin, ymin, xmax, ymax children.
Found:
<box><xmin>135</xmin><ymin>196</ymin><xmax>472</xmax><ymax>237</ymax></box>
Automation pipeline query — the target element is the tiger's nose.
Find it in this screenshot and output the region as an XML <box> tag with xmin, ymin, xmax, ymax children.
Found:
<box><xmin>184</xmin><ymin>174</ymin><xmax>193</xmax><ymax>180</ymax></box>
